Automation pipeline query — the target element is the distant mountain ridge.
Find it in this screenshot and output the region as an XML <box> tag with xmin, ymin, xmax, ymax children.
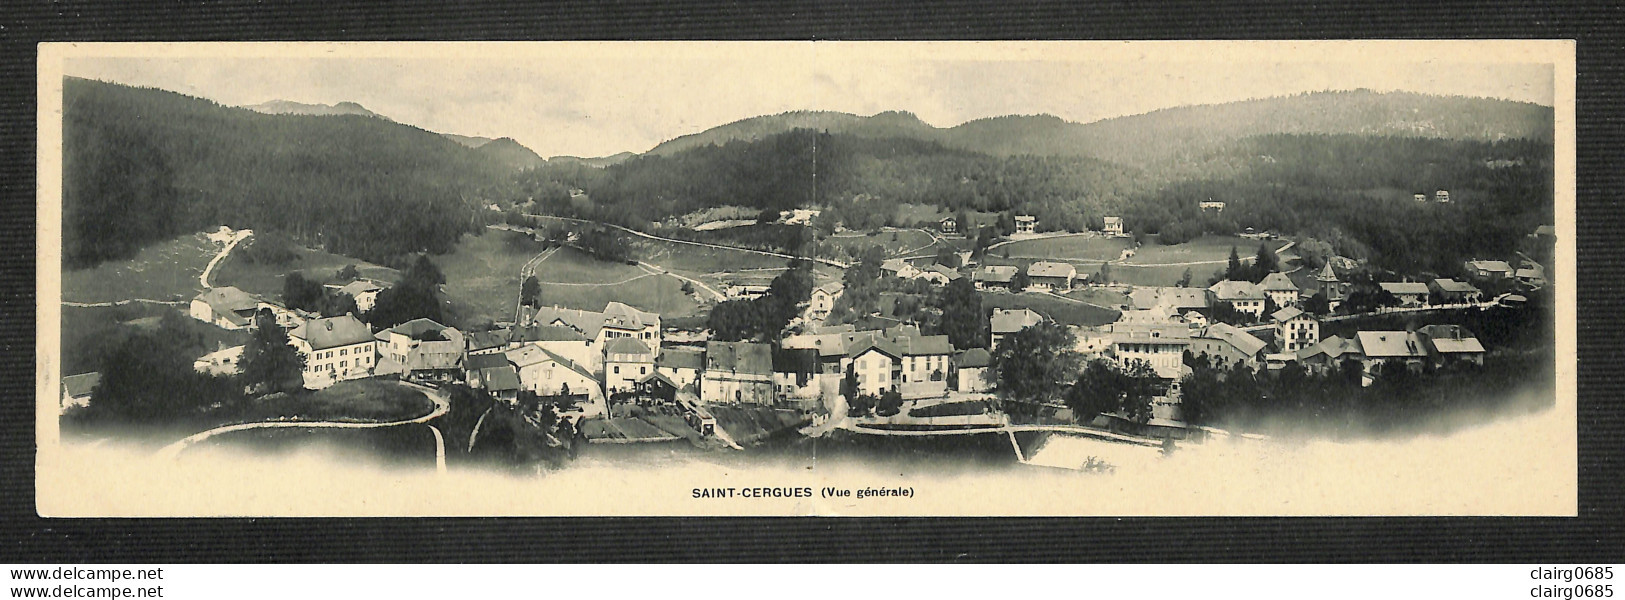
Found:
<box><xmin>241</xmin><ymin>99</ymin><xmax>393</xmax><ymax>120</ymax></box>
<box><xmin>548</xmin><ymin>152</ymin><xmax>636</xmax><ymax>168</ymax></box>
<box><xmin>473</xmin><ymin>137</ymin><xmax>546</xmax><ymax>170</ymax></box>
<box><xmin>443</xmin><ymin>133</ymin><xmax>496</xmax><ymax>148</ymax></box>
<box><xmin>643</xmin><ymin>90</ymin><xmax>1554</xmax><ymax>168</ymax></box>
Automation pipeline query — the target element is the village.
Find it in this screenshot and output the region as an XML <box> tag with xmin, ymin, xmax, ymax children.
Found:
<box><xmin>61</xmin><ymin>200</ymin><xmax>1555</xmax><ymax>469</ymax></box>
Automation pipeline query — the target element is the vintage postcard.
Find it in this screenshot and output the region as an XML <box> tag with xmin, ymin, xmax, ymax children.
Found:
<box><xmin>36</xmin><ymin>41</ymin><xmax>1575</xmax><ymax>516</ymax></box>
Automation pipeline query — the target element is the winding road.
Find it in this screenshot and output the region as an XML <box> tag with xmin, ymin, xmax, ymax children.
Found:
<box><xmin>154</xmin><ymin>381</ymin><xmax>452</xmax><ymax>467</ymax></box>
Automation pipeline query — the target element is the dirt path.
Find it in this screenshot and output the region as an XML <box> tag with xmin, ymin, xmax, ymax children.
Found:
<box><xmin>154</xmin><ymin>381</ymin><xmax>452</xmax><ymax>460</ymax></box>
<box><xmin>200</xmin><ymin>229</ymin><xmax>253</xmax><ymax>289</ymax></box>
<box><xmin>637</xmin><ymin>262</ymin><xmax>725</xmax><ymax>302</ymax></box>
<box><xmin>62</xmin><ymin>299</ymin><xmax>185</xmax><ymax>308</ymax></box>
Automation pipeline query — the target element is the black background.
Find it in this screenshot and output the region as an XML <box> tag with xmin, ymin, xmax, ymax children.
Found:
<box><xmin>1</xmin><ymin>1</ymin><xmax>1621</xmax><ymax>562</ymax></box>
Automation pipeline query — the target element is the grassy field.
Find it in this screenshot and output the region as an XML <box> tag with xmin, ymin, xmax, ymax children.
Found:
<box><xmin>824</xmin><ymin>229</ymin><xmax>938</xmax><ymax>258</ymax></box>
<box><xmin>61</xmin><ymin>232</ymin><xmax>218</xmax><ymax>303</ymax></box>
<box><xmin>998</xmin><ymin>235</ymin><xmax>1130</xmax><ymax>261</ymax></box>
<box><xmin>213</xmin><ymin>238</ymin><xmax>399</xmax><ymax>300</ymax></box>
<box><xmin>226</xmin><ymin>379</ymin><xmax>434</xmax><ymax>423</ymax></box>
<box><xmin>637</xmin><ymin>237</ymin><xmax>788</xmax><ymax>274</ymax></box>
<box><xmin>1063</xmin><ymin>287</ymin><xmax>1134</xmax><ymax>309</ymax></box>
<box><xmin>1121</xmin><ymin>235</ymin><xmax>1285</xmax><ymax>266</ymax></box>
<box><xmin>436</xmin><ymin>230</ymin><xmax>548</xmax><ymax>328</ymax></box>
<box><xmin>980</xmin><ymin>291</ymin><xmax>1121</xmax><ymax>327</ymax></box>
<box><xmin>538</xmin><ymin>271</ymin><xmax>703</xmax><ymax>318</ymax></box>
<box><xmin>531</xmin><ymin>246</ymin><xmax>647</xmax><ymax>284</ymax></box>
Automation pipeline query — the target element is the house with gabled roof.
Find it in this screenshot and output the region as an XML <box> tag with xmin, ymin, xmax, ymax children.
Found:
<box><xmin>1014</xmin><ymin>215</ymin><xmax>1037</xmax><ymax>234</ymax></box>
<box><xmin>1102</xmin><ymin>216</ymin><xmax>1124</xmax><ymax>237</ymax></box>
<box><xmin>531</xmin><ymin>301</ymin><xmax>661</xmax><ymax>360</ymax></box>
<box><xmin>702</xmin><ymin>341</ymin><xmax>774</xmax><ymax>405</ymax></box>
<box><xmin>806</xmin><ymin>281</ymin><xmax>844</xmax><ymax>321</ymax></box>
<box><xmin>973</xmin><ymin>265</ymin><xmax>1019</xmax><ymax>291</ymax></box>
<box><xmin>1207</xmin><ymin>280</ymin><xmax>1267</xmax><ymax>318</ymax></box>
<box><xmin>990</xmin><ymin>308</ymin><xmax>1044</xmax><ymax>349</ymax></box>
<box><xmin>604</xmin><ymin>337</ymin><xmax>656</xmax><ymax>394</ymax></box>
<box><xmin>288</xmin><ymin>314</ymin><xmax>377</xmax><ymax>389</ymax></box>
<box><xmin>1295</xmin><ymin>335</ymin><xmax>1364</xmax><ymax>376</ymax></box>
<box><xmin>1379</xmin><ymin>282</ymin><xmax>1430</xmax><ymax>307</ymax></box>
<box><xmin>655</xmin><ymin>347</ymin><xmax>705</xmax><ymax>392</ymax></box>
<box><xmin>1271</xmin><ymin>306</ymin><xmax>1319</xmax><ymax>353</ymax></box>
<box><xmin>1025</xmin><ymin>261</ymin><xmax>1077</xmax><ymax>292</ymax></box>
<box><xmin>1189</xmin><ymin>322</ymin><xmax>1267</xmax><ymax>371</ymax></box>
<box><xmin>1464</xmin><ymin>259</ymin><xmax>1514</xmax><ymax>280</ymax></box>
<box><xmin>1416</xmin><ymin>324</ymin><xmax>1486</xmax><ymax>368</ymax></box>
<box><xmin>324</xmin><ymin>279</ymin><xmax>388</xmax><ymax>313</ymax></box>
<box><xmin>1429</xmin><ymin>278</ymin><xmax>1483</xmax><ymax>304</ymax></box>
<box><xmin>375</xmin><ymin>318</ymin><xmax>465</xmax><ymax>382</ymax></box>
<box><xmin>189</xmin><ymin>286</ymin><xmax>262</xmax><ymax>330</ymax></box>
<box><xmin>1354</xmin><ymin>331</ymin><xmax>1428</xmax><ymax>386</ymax></box>
<box><xmin>1102</xmin><ymin>321</ymin><xmax>1192</xmax><ymax>380</ymax></box>
<box><xmin>506</xmin><ymin>344</ymin><xmax>603</xmax><ymax>413</ymax></box>
<box><xmin>1259</xmin><ymin>272</ymin><xmax>1300</xmax><ymax>308</ymax></box>
<box><xmin>953</xmin><ymin>348</ymin><xmax>994</xmax><ymax>393</ymax></box>
<box><xmin>1129</xmin><ymin>286</ymin><xmax>1209</xmax><ymax>313</ymax></box>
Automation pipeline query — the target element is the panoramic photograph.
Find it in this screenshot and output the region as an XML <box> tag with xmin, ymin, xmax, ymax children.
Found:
<box><xmin>37</xmin><ymin>41</ymin><xmax>1573</xmax><ymax>516</ymax></box>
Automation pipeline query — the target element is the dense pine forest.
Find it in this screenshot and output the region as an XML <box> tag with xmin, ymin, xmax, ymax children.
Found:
<box><xmin>63</xmin><ymin>77</ymin><xmax>513</xmax><ymax>269</ymax></box>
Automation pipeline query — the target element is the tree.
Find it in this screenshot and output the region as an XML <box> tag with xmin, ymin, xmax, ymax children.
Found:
<box><xmin>522</xmin><ymin>275</ymin><xmax>542</xmax><ymax>307</ymax></box>
<box><xmin>876</xmin><ymin>390</ymin><xmax>904</xmax><ymax>417</ymax></box>
<box><xmin>937</xmin><ymin>278</ymin><xmax>986</xmax><ymax>350</ymax></box>
<box><xmin>707</xmin><ymin>299</ymin><xmax>764</xmax><ymax>342</ymax></box>
<box><xmin>1252</xmin><ymin>242</ymin><xmax>1279</xmax><ymax>282</ymax></box>
<box><xmin>238</xmin><ymin>311</ymin><xmax>307</xmax><ymax>395</ymax></box>
<box><xmin>1066</xmin><ymin>360</ymin><xmax>1123</xmax><ymax>424</ymax></box>
<box><xmin>1178</xmin><ymin>268</ymin><xmax>1194</xmax><ymax>288</ymax></box>
<box><xmin>1226</xmin><ymin>246</ymin><xmax>1244</xmax><ymax>281</ymax></box>
<box><xmin>282</xmin><ymin>272</ymin><xmax>325</xmax><ymax>312</ymax></box>
<box><xmin>841</xmin><ymin>364</ymin><xmax>859</xmax><ymax>403</ymax></box>
<box><xmin>85</xmin><ymin>320</ymin><xmax>239</xmax><ymax>425</ymax></box>
<box><xmin>1096</xmin><ymin>261</ymin><xmax>1112</xmax><ymax>285</ymax></box>
<box><xmin>1303</xmin><ymin>291</ymin><xmax>1332</xmax><ymax>315</ymax></box>
<box><xmin>757</xmin><ymin>207</ymin><xmax>782</xmax><ymax>224</ymax></box>
<box><xmin>1117</xmin><ymin>360</ymin><xmax>1160</xmax><ymax>424</ymax></box>
<box><xmin>320</xmin><ymin>292</ymin><xmax>360</xmax><ymax>318</ymax></box>
<box><xmin>991</xmin><ymin>321</ymin><xmax>1080</xmax><ymax>404</ymax></box>
<box><xmin>367</xmin><ymin>254</ymin><xmax>447</xmax><ymax>328</ymax></box>
<box><xmin>1010</xmin><ymin>270</ymin><xmax>1030</xmax><ymax>293</ymax></box>
<box><xmin>934</xmin><ymin>245</ymin><xmax>962</xmax><ymax>269</ymax></box>
<box><xmin>335</xmin><ymin>264</ymin><xmax>361</xmax><ymax>282</ymax></box>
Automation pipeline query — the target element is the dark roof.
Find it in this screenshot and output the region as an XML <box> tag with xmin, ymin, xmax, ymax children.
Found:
<box><xmin>705</xmin><ymin>341</ymin><xmax>773</xmax><ymax>376</ymax></box>
<box><xmin>955</xmin><ymin>348</ymin><xmax>992</xmax><ymax>368</ymax></box>
<box><xmin>772</xmin><ymin>347</ymin><xmax>820</xmax><ymax>373</ymax></box>
<box><xmin>655</xmin><ymin>347</ymin><xmax>706</xmax><ymax>371</ymax></box>
<box><xmin>509</xmin><ymin>323</ymin><xmax>590</xmax><ymax>343</ymax></box>
<box><xmin>482</xmin><ymin>366</ymin><xmax>522</xmax><ymax>392</ymax></box>
<box><xmin>974</xmin><ymin>266</ymin><xmax>1018</xmax><ymax>284</ymax></box>
<box><xmin>466</xmin><ymin>330</ymin><xmax>510</xmax><ymax>352</ymax></box>
<box><xmin>1270</xmin><ymin>306</ymin><xmax>1305</xmax><ymax>323</ymax></box>
<box><xmin>290</xmin><ymin>315</ymin><xmax>374</xmax><ymax>351</ymax></box>
<box><xmin>1379</xmin><ymin>282</ymin><xmax>1430</xmax><ymax>296</ymax></box>
<box><xmin>389</xmin><ymin>318</ymin><xmax>452</xmax><ymax>341</ymax></box>
<box><xmin>1432</xmin><ymin>278</ymin><xmax>1481</xmax><ymax>294</ymax></box>
<box><xmin>465</xmin><ymin>353</ymin><xmax>510</xmax><ymax>371</ymax></box>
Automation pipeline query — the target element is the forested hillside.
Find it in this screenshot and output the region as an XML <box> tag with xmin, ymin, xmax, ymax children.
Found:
<box><xmin>526</xmin><ymin>128</ymin><xmax>1143</xmax><ymax>230</ymax></box>
<box><xmin>640</xmin><ymin>90</ymin><xmax>1553</xmax><ymax>170</ymax></box>
<box><xmin>63</xmin><ymin>78</ymin><xmax>511</xmax><ymax>269</ymax></box>
<box><xmin>1122</xmin><ymin>134</ymin><xmax>1553</xmax><ymax>274</ymax></box>
<box><xmin>473</xmin><ymin>137</ymin><xmax>546</xmax><ymax>170</ymax></box>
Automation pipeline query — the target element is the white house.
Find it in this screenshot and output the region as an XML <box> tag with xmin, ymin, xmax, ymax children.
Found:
<box><xmin>1378</xmin><ymin>282</ymin><xmax>1430</xmax><ymax>307</ymax></box>
<box><xmin>532</xmin><ymin>301</ymin><xmax>661</xmax><ymax>360</ymax></box>
<box><xmin>326</xmin><ymin>279</ymin><xmax>387</xmax><ymax>313</ymax></box>
<box><xmin>603</xmin><ymin>337</ymin><xmax>656</xmax><ymax>394</ymax></box>
<box><xmin>507</xmin><ymin>323</ymin><xmax>595</xmax><ymax>372</ymax></box>
<box><xmin>953</xmin><ymin>348</ymin><xmax>993</xmax><ymax>393</ymax></box>
<box><xmin>702</xmin><ymin>341</ymin><xmax>774</xmax><ymax>405</ymax></box>
<box><xmin>1025</xmin><ymin>261</ymin><xmax>1077</xmax><ymax>292</ymax></box>
<box><xmin>1354</xmin><ymin>331</ymin><xmax>1428</xmax><ymax>386</ymax></box>
<box><xmin>655</xmin><ymin>347</ymin><xmax>706</xmax><ymax>392</ymax></box>
<box><xmin>1259</xmin><ymin>272</ymin><xmax>1299</xmax><ymax>308</ymax></box>
<box><xmin>973</xmin><ymin>265</ymin><xmax>1019</xmax><ymax>290</ymax></box>
<box><xmin>1102</xmin><ymin>322</ymin><xmax>1190</xmax><ymax>380</ymax></box>
<box><xmin>1188</xmin><ymin>322</ymin><xmax>1267</xmax><ymax>371</ymax></box>
<box><xmin>1199</xmin><ymin>201</ymin><xmax>1226</xmax><ymax>213</ymax></box>
<box><xmin>1103</xmin><ymin>216</ymin><xmax>1124</xmax><ymax>237</ymax></box>
<box><xmin>772</xmin><ymin>347</ymin><xmax>822</xmax><ymax>406</ymax></box>
<box><xmin>288</xmin><ymin>314</ymin><xmax>378</xmax><ymax>389</ymax></box>
<box><xmin>806</xmin><ymin>282</ymin><xmax>844</xmax><ymax>321</ymax></box>
<box><xmin>189</xmin><ymin>286</ymin><xmax>261</xmax><ymax>330</ymax></box>
<box><xmin>844</xmin><ymin>327</ymin><xmax>953</xmax><ymax>400</ymax></box>
<box><xmin>1271</xmin><ymin>306</ymin><xmax>1319</xmax><ymax>354</ymax></box>
<box><xmin>193</xmin><ymin>344</ymin><xmax>246</xmax><ymax>376</ymax></box>
<box><xmin>376</xmin><ymin>318</ymin><xmax>465</xmax><ymax>381</ymax></box>
<box><xmin>505</xmin><ymin>344</ymin><xmax>604</xmax><ymax>412</ymax></box>
<box><xmin>1207</xmin><ymin>280</ymin><xmax>1267</xmax><ymax>318</ymax></box>
<box><xmin>880</xmin><ymin>258</ymin><xmax>924</xmax><ymax>280</ymax></box>
<box><xmin>1014</xmin><ymin>215</ymin><xmax>1037</xmax><ymax>235</ymax></box>
<box><xmin>989</xmin><ymin>308</ymin><xmax>1044</xmax><ymax>349</ymax></box>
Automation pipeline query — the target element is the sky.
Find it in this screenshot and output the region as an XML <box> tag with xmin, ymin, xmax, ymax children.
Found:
<box><xmin>60</xmin><ymin>42</ymin><xmax>1559</xmax><ymax>159</ymax></box>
